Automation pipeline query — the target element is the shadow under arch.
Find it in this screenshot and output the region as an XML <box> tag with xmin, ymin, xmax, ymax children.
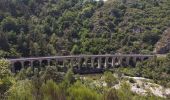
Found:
<box><xmin>14</xmin><ymin>61</ymin><xmax>22</xmax><ymax>72</ymax></box>
<box><xmin>80</xmin><ymin>57</ymin><xmax>86</xmax><ymax>67</ymax></box>
<box><xmin>57</xmin><ymin>59</ymin><xmax>63</xmax><ymax>67</ymax></box>
<box><xmin>114</xmin><ymin>57</ymin><xmax>119</xmax><ymax>67</ymax></box>
<box><xmin>108</xmin><ymin>57</ymin><xmax>112</xmax><ymax>68</ymax></box>
<box><xmin>87</xmin><ymin>57</ymin><xmax>91</xmax><ymax>68</ymax></box>
<box><xmin>143</xmin><ymin>57</ymin><xmax>149</xmax><ymax>61</ymax></box>
<box><xmin>24</xmin><ymin>61</ymin><xmax>31</xmax><ymax>69</ymax></box>
<box><xmin>122</xmin><ymin>57</ymin><xmax>127</xmax><ymax>67</ymax></box>
<box><xmin>33</xmin><ymin>60</ymin><xmax>40</xmax><ymax>69</ymax></box>
<box><xmin>129</xmin><ymin>57</ymin><xmax>135</xmax><ymax>67</ymax></box>
<box><xmin>50</xmin><ymin>59</ymin><xmax>57</xmax><ymax>66</ymax></box>
<box><xmin>100</xmin><ymin>57</ymin><xmax>105</xmax><ymax>69</ymax></box>
<box><xmin>136</xmin><ymin>57</ymin><xmax>142</xmax><ymax>63</ymax></box>
<box><xmin>72</xmin><ymin>58</ymin><xmax>79</xmax><ymax>69</ymax></box>
<box><xmin>42</xmin><ymin>60</ymin><xmax>48</xmax><ymax>67</ymax></box>
<box><xmin>94</xmin><ymin>57</ymin><xmax>98</xmax><ymax>68</ymax></box>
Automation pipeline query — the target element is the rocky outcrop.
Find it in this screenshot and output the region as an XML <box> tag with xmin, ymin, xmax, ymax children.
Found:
<box><xmin>154</xmin><ymin>28</ymin><xmax>170</xmax><ymax>54</ymax></box>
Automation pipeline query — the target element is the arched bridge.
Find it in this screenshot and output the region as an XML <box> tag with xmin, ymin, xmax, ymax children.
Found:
<box><xmin>8</xmin><ymin>54</ymin><xmax>155</xmax><ymax>73</ymax></box>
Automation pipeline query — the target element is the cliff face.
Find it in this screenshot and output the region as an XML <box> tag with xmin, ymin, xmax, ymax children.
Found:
<box><xmin>154</xmin><ymin>28</ymin><xmax>170</xmax><ymax>54</ymax></box>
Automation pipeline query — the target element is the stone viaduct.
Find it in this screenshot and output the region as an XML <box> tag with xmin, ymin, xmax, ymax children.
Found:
<box><xmin>8</xmin><ymin>54</ymin><xmax>155</xmax><ymax>73</ymax></box>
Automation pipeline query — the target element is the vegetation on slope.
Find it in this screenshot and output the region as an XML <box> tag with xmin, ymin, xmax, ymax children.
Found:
<box><xmin>0</xmin><ymin>0</ymin><xmax>170</xmax><ymax>58</ymax></box>
<box><xmin>116</xmin><ymin>54</ymin><xmax>170</xmax><ymax>88</ymax></box>
<box><xmin>0</xmin><ymin>59</ymin><xmax>166</xmax><ymax>100</ymax></box>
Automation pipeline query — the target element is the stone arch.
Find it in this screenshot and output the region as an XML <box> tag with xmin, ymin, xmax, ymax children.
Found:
<box><xmin>94</xmin><ymin>57</ymin><xmax>98</xmax><ymax>68</ymax></box>
<box><xmin>114</xmin><ymin>57</ymin><xmax>119</xmax><ymax>67</ymax></box>
<box><xmin>24</xmin><ymin>61</ymin><xmax>31</xmax><ymax>68</ymax></box>
<box><xmin>77</xmin><ymin>58</ymin><xmax>81</xmax><ymax>68</ymax></box>
<box><xmin>122</xmin><ymin>57</ymin><xmax>127</xmax><ymax>67</ymax></box>
<box><xmin>81</xmin><ymin>57</ymin><xmax>87</xmax><ymax>67</ymax></box>
<box><xmin>50</xmin><ymin>59</ymin><xmax>57</xmax><ymax>66</ymax></box>
<box><xmin>136</xmin><ymin>57</ymin><xmax>141</xmax><ymax>62</ymax></box>
<box><xmin>33</xmin><ymin>60</ymin><xmax>40</xmax><ymax>68</ymax></box>
<box><xmin>66</xmin><ymin>58</ymin><xmax>75</xmax><ymax>69</ymax></box>
<box><xmin>80</xmin><ymin>57</ymin><xmax>84</xmax><ymax>66</ymax></box>
<box><xmin>73</xmin><ymin>58</ymin><xmax>80</xmax><ymax>68</ymax></box>
<box><xmin>86</xmin><ymin>57</ymin><xmax>91</xmax><ymax>68</ymax></box>
<box><xmin>67</xmin><ymin>58</ymin><xmax>73</xmax><ymax>68</ymax></box>
<box><xmin>42</xmin><ymin>59</ymin><xmax>48</xmax><ymax>67</ymax></box>
<box><xmin>78</xmin><ymin>57</ymin><xmax>87</xmax><ymax>73</ymax></box>
<box><xmin>143</xmin><ymin>57</ymin><xmax>149</xmax><ymax>61</ymax></box>
<box><xmin>56</xmin><ymin>59</ymin><xmax>66</xmax><ymax>72</ymax></box>
<box><xmin>14</xmin><ymin>61</ymin><xmax>22</xmax><ymax>72</ymax></box>
<box><xmin>107</xmin><ymin>57</ymin><xmax>112</xmax><ymax>68</ymax></box>
<box><xmin>57</xmin><ymin>59</ymin><xmax>64</xmax><ymax>67</ymax></box>
<box><xmin>101</xmin><ymin>57</ymin><xmax>105</xmax><ymax>69</ymax></box>
<box><xmin>89</xmin><ymin>57</ymin><xmax>95</xmax><ymax>68</ymax></box>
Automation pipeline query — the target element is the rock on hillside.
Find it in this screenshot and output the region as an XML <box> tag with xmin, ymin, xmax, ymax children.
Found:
<box><xmin>154</xmin><ymin>28</ymin><xmax>170</xmax><ymax>54</ymax></box>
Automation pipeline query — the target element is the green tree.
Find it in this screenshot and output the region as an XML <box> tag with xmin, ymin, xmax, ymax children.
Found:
<box><xmin>0</xmin><ymin>59</ymin><xmax>13</xmax><ymax>98</ymax></box>
<box><xmin>0</xmin><ymin>31</ymin><xmax>9</xmax><ymax>50</ymax></box>
<box><xmin>0</xmin><ymin>59</ymin><xmax>11</xmax><ymax>79</ymax></box>
<box><xmin>7</xmin><ymin>80</ymin><xmax>33</xmax><ymax>100</ymax></box>
<box><xmin>71</xmin><ymin>44</ymin><xmax>79</xmax><ymax>54</ymax></box>
<box><xmin>30</xmin><ymin>42</ymin><xmax>40</xmax><ymax>56</ymax></box>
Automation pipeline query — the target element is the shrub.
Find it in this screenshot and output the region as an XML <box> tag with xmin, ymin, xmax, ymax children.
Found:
<box><xmin>0</xmin><ymin>59</ymin><xmax>11</xmax><ymax>79</ymax></box>
<box><xmin>118</xmin><ymin>82</ymin><xmax>133</xmax><ymax>100</ymax></box>
<box><xmin>67</xmin><ymin>81</ymin><xmax>101</xmax><ymax>100</ymax></box>
<box><xmin>0</xmin><ymin>59</ymin><xmax>13</xmax><ymax>97</ymax></box>
<box><xmin>7</xmin><ymin>80</ymin><xmax>33</xmax><ymax>100</ymax></box>
<box><xmin>41</xmin><ymin>80</ymin><xmax>66</xmax><ymax>100</ymax></box>
<box><xmin>41</xmin><ymin>66</ymin><xmax>64</xmax><ymax>83</ymax></box>
<box><xmin>104</xmin><ymin>71</ymin><xmax>118</xmax><ymax>88</ymax></box>
<box><xmin>104</xmin><ymin>88</ymin><xmax>119</xmax><ymax>100</ymax></box>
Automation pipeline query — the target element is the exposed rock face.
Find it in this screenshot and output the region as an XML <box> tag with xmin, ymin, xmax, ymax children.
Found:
<box><xmin>154</xmin><ymin>28</ymin><xmax>170</xmax><ymax>54</ymax></box>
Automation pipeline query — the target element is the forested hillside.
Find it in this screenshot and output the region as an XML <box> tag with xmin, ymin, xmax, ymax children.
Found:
<box><xmin>0</xmin><ymin>0</ymin><xmax>170</xmax><ymax>58</ymax></box>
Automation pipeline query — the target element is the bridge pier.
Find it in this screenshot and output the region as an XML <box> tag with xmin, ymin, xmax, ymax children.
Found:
<box><xmin>70</xmin><ymin>59</ymin><xmax>74</xmax><ymax>68</ymax></box>
<box><xmin>77</xmin><ymin>58</ymin><xmax>81</xmax><ymax>69</ymax></box>
<box><xmin>126</xmin><ymin>57</ymin><xmax>130</xmax><ymax>66</ymax></box>
<box><xmin>47</xmin><ymin>59</ymin><xmax>50</xmax><ymax>66</ymax></box>
<box><xmin>111</xmin><ymin>57</ymin><xmax>115</xmax><ymax>67</ymax></box>
<box><xmin>104</xmin><ymin>57</ymin><xmax>109</xmax><ymax>68</ymax></box>
<box><xmin>98</xmin><ymin>57</ymin><xmax>102</xmax><ymax>69</ymax></box>
<box><xmin>21</xmin><ymin>61</ymin><xmax>24</xmax><ymax>69</ymax></box>
<box><xmin>119</xmin><ymin>57</ymin><xmax>123</xmax><ymax>66</ymax></box>
<box><xmin>30</xmin><ymin>61</ymin><xmax>33</xmax><ymax>68</ymax></box>
<box><xmin>63</xmin><ymin>59</ymin><xmax>66</xmax><ymax>67</ymax></box>
<box><xmin>133</xmin><ymin>57</ymin><xmax>137</xmax><ymax>63</ymax></box>
<box><xmin>91</xmin><ymin>58</ymin><xmax>95</xmax><ymax>68</ymax></box>
<box><xmin>83</xmin><ymin>58</ymin><xmax>88</xmax><ymax>67</ymax></box>
<box><xmin>140</xmin><ymin>57</ymin><xmax>144</xmax><ymax>61</ymax></box>
<box><xmin>39</xmin><ymin>60</ymin><xmax>42</xmax><ymax>67</ymax></box>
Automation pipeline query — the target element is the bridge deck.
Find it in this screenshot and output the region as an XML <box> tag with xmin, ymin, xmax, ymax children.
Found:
<box><xmin>8</xmin><ymin>54</ymin><xmax>154</xmax><ymax>62</ymax></box>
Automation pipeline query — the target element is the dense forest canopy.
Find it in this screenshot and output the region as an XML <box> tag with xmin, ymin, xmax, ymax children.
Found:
<box><xmin>0</xmin><ymin>0</ymin><xmax>170</xmax><ymax>58</ymax></box>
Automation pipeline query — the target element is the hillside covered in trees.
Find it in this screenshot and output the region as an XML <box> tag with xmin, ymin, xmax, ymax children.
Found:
<box><xmin>1</xmin><ymin>0</ymin><xmax>170</xmax><ymax>99</ymax></box>
<box><xmin>0</xmin><ymin>0</ymin><xmax>170</xmax><ymax>58</ymax></box>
